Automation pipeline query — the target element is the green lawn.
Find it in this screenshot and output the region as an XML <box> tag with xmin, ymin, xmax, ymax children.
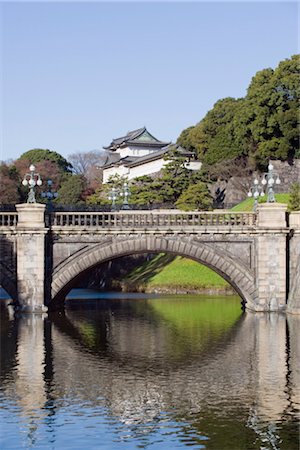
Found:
<box><xmin>231</xmin><ymin>193</ymin><xmax>290</xmax><ymax>212</ymax></box>
<box><xmin>121</xmin><ymin>254</ymin><xmax>229</xmax><ymax>291</ymax></box>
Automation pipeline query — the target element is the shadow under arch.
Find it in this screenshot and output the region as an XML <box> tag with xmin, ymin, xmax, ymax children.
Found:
<box><xmin>0</xmin><ymin>262</ymin><xmax>17</xmax><ymax>303</ymax></box>
<box><xmin>50</xmin><ymin>236</ymin><xmax>258</xmax><ymax>311</ymax></box>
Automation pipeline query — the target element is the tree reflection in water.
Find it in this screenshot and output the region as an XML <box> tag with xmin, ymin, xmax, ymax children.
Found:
<box><xmin>0</xmin><ymin>295</ymin><xmax>299</xmax><ymax>450</ymax></box>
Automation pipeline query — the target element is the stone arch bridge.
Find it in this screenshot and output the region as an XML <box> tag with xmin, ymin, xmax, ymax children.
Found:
<box><xmin>0</xmin><ymin>204</ymin><xmax>299</xmax><ymax>314</ymax></box>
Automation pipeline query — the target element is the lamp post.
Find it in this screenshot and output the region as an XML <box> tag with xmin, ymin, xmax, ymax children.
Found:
<box><xmin>108</xmin><ymin>182</ymin><xmax>131</xmax><ymax>211</ymax></box>
<box><xmin>120</xmin><ymin>182</ymin><xmax>131</xmax><ymax>210</ymax></box>
<box><xmin>41</xmin><ymin>180</ymin><xmax>58</xmax><ymax>211</ymax></box>
<box><xmin>108</xmin><ymin>186</ymin><xmax>118</xmax><ymax>211</ymax></box>
<box><xmin>247</xmin><ymin>179</ymin><xmax>265</xmax><ymax>212</ymax></box>
<box><xmin>22</xmin><ymin>164</ymin><xmax>42</xmax><ymax>203</ymax></box>
<box><xmin>262</xmin><ymin>162</ymin><xmax>281</xmax><ymax>203</ymax></box>
<box><xmin>247</xmin><ymin>161</ymin><xmax>281</xmax><ymax>211</ymax></box>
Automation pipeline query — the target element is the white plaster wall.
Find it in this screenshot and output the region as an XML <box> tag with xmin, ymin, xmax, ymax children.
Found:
<box><xmin>128</xmin><ymin>158</ymin><xmax>168</xmax><ymax>180</ymax></box>
<box><xmin>118</xmin><ymin>146</ymin><xmax>156</xmax><ymax>158</ymax></box>
<box><xmin>103</xmin><ymin>166</ymin><xmax>130</xmax><ymax>183</ymax></box>
<box><xmin>103</xmin><ymin>157</ymin><xmax>202</xmax><ymax>183</ymax></box>
<box><xmin>185</xmin><ymin>161</ymin><xmax>202</xmax><ymax>171</ymax></box>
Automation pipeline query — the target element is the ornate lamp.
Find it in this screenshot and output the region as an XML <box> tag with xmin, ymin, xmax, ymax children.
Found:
<box><xmin>22</xmin><ymin>164</ymin><xmax>42</xmax><ymax>203</ymax></box>
<box><xmin>41</xmin><ymin>179</ymin><xmax>58</xmax><ymax>210</ymax></box>
<box><xmin>120</xmin><ymin>182</ymin><xmax>131</xmax><ymax>210</ymax></box>
<box><xmin>247</xmin><ymin>161</ymin><xmax>281</xmax><ymax>210</ymax></box>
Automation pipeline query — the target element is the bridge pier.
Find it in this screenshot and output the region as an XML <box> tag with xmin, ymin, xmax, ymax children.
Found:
<box><xmin>16</xmin><ymin>204</ymin><xmax>48</xmax><ymax>313</ymax></box>
<box><xmin>255</xmin><ymin>204</ymin><xmax>288</xmax><ymax>312</ymax></box>
<box><xmin>287</xmin><ymin>212</ymin><xmax>300</xmax><ymax>314</ymax></box>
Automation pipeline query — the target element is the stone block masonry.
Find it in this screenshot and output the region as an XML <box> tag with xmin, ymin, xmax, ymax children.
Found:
<box><xmin>0</xmin><ymin>205</ymin><xmax>298</xmax><ymax>314</ymax></box>
<box><xmin>16</xmin><ymin>204</ymin><xmax>48</xmax><ymax>313</ymax></box>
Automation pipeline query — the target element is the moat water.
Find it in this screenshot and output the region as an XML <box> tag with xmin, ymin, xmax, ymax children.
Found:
<box><xmin>0</xmin><ymin>291</ymin><xmax>299</xmax><ymax>450</ymax></box>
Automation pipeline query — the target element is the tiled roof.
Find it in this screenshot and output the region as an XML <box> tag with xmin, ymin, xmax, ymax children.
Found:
<box><xmin>102</xmin><ymin>144</ymin><xmax>196</xmax><ymax>170</ymax></box>
<box><xmin>103</xmin><ymin>127</ymin><xmax>170</xmax><ymax>150</ymax></box>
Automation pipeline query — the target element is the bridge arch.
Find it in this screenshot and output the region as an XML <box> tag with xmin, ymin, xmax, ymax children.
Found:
<box><xmin>51</xmin><ymin>236</ymin><xmax>259</xmax><ymax>310</ymax></box>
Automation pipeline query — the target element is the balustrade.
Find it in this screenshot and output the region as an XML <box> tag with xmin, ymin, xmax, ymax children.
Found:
<box><xmin>48</xmin><ymin>211</ymin><xmax>257</xmax><ymax>229</ymax></box>
<box><xmin>0</xmin><ymin>210</ymin><xmax>258</xmax><ymax>229</ymax></box>
<box><xmin>0</xmin><ymin>212</ymin><xmax>18</xmax><ymax>227</ymax></box>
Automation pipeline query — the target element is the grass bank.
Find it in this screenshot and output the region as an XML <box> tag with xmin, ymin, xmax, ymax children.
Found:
<box><xmin>231</xmin><ymin>193</ymin><xmax>290</xmax><ymax>211</ymax></box>
<box><xmin>113</xmin><ymin>254</ymin><xmax>233</xmax><ymax>294</ymax></box>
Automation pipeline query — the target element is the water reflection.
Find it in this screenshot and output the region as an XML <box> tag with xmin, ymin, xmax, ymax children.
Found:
<box><xmin>0</xmin><ymin>295</ymin><xmax>299</xmax><ymax>450</ymax></box>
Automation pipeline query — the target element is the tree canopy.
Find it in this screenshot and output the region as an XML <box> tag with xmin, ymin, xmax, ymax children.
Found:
<box><xmin>57</xmin><ymin>174</ymin><xmax>86</xmax><ymax>205</ymax></box>
<box><xmin>287</xmin><ymin>183</ymin><xmax>300</xmax><ymax>212</ymax></box>
<box><xmin>177</xmin><ymin>55</ymin><xmax>300</xmax><ymax>169</ymax></box>
<box><xmin>175</xmin><ymin>182</ymin><xmax>213</xmax><ymax>211</ymax></box>
<box><xmin>19</xmin><ymin>149</ymin><xmax>72</xmax><ymax>173</ymax></box>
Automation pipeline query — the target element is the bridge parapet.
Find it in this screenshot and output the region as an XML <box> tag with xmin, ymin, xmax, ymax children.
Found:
<box><xmin>0</xmin><ymin>212</ymin><xmax>18</xmax><ymax>227</ymax></box>
<box><xmin>50</xmin><ymin>211</ymin><xmax>257</xmax><ymax>230</ymax></box>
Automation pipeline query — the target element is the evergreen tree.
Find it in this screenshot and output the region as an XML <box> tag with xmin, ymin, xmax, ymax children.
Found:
<box><xmin>19</xmin><ymin>148</ymin><xmax>72</xmax><ymax>173</ymax></box>
<box><xmin>57</xmin><ymin>174</ymin><xmax>86</xmax><ymax>205</ymax></box>
<box><xmin>287</xmin><ymin>182</ymin><xmax>300</xmax><ymax>212</ymax></box>
<box><xmin>177</xmin><ymin>55</ymin><xmax>300</xmax><ymax>170</ymax></box>
<box><xmin>175</xmin><ymin>182</ymin><xmax>213</xmax><ymax>211</ymax></box>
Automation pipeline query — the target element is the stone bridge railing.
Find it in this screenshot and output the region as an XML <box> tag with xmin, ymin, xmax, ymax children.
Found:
<box><xmin>0</xmin><ymin>211</ymin><xmax>257</xmax><ymax>230</ymax></box>
<box><xmin>0</xmin><ymin>212</ymin><xmax>18</xmax><ymax>227</ymax></box>
<box><xmin>49</xmin><ymin>211</ymin><xmax>257</xmax><ymax>229</ymax></box>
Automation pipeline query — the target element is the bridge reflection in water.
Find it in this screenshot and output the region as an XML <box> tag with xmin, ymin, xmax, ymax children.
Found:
<box><xmin>0</xmin><ymin>294</ymin><xmax>299</xmax><ymax>450</ymax></box>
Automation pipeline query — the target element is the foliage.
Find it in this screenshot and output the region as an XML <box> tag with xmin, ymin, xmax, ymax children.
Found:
<box><xmin>161</xmin><ymin>147</ymin><xmax>199</xmax><ymax>202</ymax></box>
<box><xmin>175</xmin><ymin>182</ymin><xmax>213</xmax><ymax>211</ymax></box>
<box><xmin>0</xmin><ymin>159</ymin><xmax>65</xmax><ymax>204</ymax></box>
<box><xmin>190</xmin><ymin>97</ymin><xmax>244</xmax><ymax>165</ymax></box>
<box><xmin>130</xmin><ymin>148</ymin><xmax>204</xmax><ymax>206</ymax></box>
<box><xmin>177</xmin><ymin>55</ymin><xmax>300</xmax><ymax>169</ymax></box>
<box><xmin>0</xmin><ymin>163</ymin><xmax>21</xmax><ymax>204</ymax></box>
<box><xmin>19</xmin><ymin>148</ymin><xmax>72</xmax><ymax>173</ymax></box>
<box><xmin>86</xmin><ymin>187</ymin><xmax>111</xmax><ymax>205</ymax></box>
<box><xmin>241</xmin><ymin>54</ymin><xmax>300</xmax><ymax>167</ymax></box>
<box><xmin>130</xmin><ymin>175</ymin><xmax>165</xmax><ymax>206</ymax></box>
<box><xmin>86</xmin><ymin>174</ymin><xmax>134</xmax><ymax>206</ymax></box>
<box><xmin>177</xmin><ymin>126</ymin><xmax>196</xmax><ymax>152</ymax></box>
<box><xmin>57</xmin><ymin>174</ymin><xmax>86</xmax><ymax>205</ymax></box>
<box><xmin>287</xmin><ymin>183</ymin><xmax>300</xmax><ymax>211</ymax></box>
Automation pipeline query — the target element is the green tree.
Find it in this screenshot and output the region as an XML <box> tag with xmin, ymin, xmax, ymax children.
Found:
<box><xmin>176</xmin><ymin>55</ymin><xmax>300</xmax><ymax>170</ymax></box>
<box><xmin>175</xmin><ymin>182</ymin><xmax>213</xmax><ymax>211</ymax></box>
<box><xmin>287</xmin><ymin>182</ymin><xmax>300</xmax><ymax>212</ymax></box>
<box><xmin>129</xmin><ymin>149</ymin><xmax>202</xmax><ymax>206</ymax></box>
<box><xmin>177</xmin><ymin>98</ymin><xmax>244</xmax><ymax>166</ymax></box>
<box><xmin>19</xmin><ymin>149</ymin><xmax>72</xmax><ymax>173</ymax></box>
<box><xmin>177</xmin><ymin>126</ymin><xmax>196</xmax><ymax>152</ymax></box>
<box><xmin>160</xmin><ymin>148</ymin><xmax>194</xmax><ymax>201</ymax></box>
<box><xmin>57</xmin><ymin>175</ymin><xmax>86</xmax><ymax>205</ymax></box>
<box><xmin>130</xmin><ymin>176</ymin><xmax>165</xmax><ymax>206</ymax></box>
<box><xmin>86</xmin><ymin>188</ymin><xmax>110</xmax><ymax>205</ymax></box>
<box><xmin>236</xmin><ymin>54</ymin><xmax>300</xmax><ymax>167</ymax></box>
<box><xmin>0</xmin><ymin>163</ymin><xmax>21</xmax><ymax>204</ymax></box>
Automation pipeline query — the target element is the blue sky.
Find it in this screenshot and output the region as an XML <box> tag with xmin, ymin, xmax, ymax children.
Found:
<box><xmin>1</xmin><ymin>1</ymin><xmax>298</xmax><ymax>161</ymax></box>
